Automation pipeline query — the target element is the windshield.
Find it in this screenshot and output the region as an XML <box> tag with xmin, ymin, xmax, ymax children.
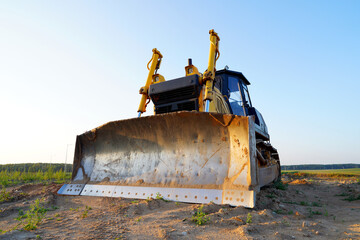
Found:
<box><xmin>242</xmin><ymin>84</ymin><xmax>252</xmax><ymax>107</ymax></box>
<box><xmin>228</xmin><ymin>76</ymin><xmax>245</xmax><ymax>116</ymax></box>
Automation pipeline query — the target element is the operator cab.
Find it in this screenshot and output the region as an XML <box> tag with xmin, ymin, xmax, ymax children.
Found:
<box><xmin>215</xmin><ymin>69</ymin><xmax>269</xmax><ymax>140</ymax></box>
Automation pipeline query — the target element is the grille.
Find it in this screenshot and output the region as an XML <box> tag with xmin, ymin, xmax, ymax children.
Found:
<box><xmin>155</xmin><ymin>99</ymin><xmax>198</xmax><ymax>114</ymax></box>
<box><xmin>151</xmin><ymin>86</ymin><xmax>198</xmax><ymax>105</ymax></box>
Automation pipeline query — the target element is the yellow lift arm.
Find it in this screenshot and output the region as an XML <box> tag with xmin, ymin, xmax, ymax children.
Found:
<box><xmin>138</xmin><ymin>29</ymin><xmax>220</xmax><ymax>116</ymax></box>
<box><xmin>203</xmin><ymin>29</ymin><xmax>220</xmax><ymax>112</ymax></box>
<box><xmin>137</xmin><ymin>48</ymin><xmax>163</xmax><ymax>117</ymax></box>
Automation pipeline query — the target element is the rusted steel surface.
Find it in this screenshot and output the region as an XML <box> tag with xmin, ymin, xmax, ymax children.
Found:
<box><xmin>72</xmin><ymin>112</ymin><xmax>257</xmax><ymax>190</ymax></box>
<box><xmin>68</xmin><ymin>111</ymin><xmax>279</xmax><ymax>207</ymax></box>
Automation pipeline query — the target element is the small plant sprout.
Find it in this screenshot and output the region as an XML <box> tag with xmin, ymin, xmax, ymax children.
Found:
<box><xmin>246</xmin><ymin>213</ymin><xmax>252</xmax><ymax>224</ymax></box>
<box><xmin>192</xmin><ymin>205</ymin><xmax>210</xmax><ymax>225</ymax></box>
<box><xmin>81</xmin><ymin>206</ymin><xmax>92</xmax><ymax>218</ymax></box>
<box><xmin>155</xmin><ymin>192</ymin><xmax>169</xmax><ymax>202</ymax></box>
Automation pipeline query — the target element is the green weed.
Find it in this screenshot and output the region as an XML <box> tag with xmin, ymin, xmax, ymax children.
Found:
<box><xmin>16</xmin><ymin>199</ymin><xmax>48</xmax><ymax>230</ymax></box>
<box><xmin>0</xmin><ymin>185</ymin><xmax>14</xmax><ymax>203</ymax></box>
<box><xmin>266</xmin><ymin>194</ymin><xmax>276</xmax><ymax>199</ymax></box>
<box><xmin>307</xmin><ymin>208</ymin><xmax>322</xmax><ymax>218</ymax></box>
<box><xmin>311</xmin><ymin>202</ymin><xmax>322</xmax><ymax>207</ymax></box>
<box><xmin>50</xmin><ymin>206</ymin><xmax>58</xmax><ymax>211</ymax></box>
<box><xmin>343</xmin><ymin>194</ymin><xmax>360</xmax><ymax>202</ymax></box>
<box><xmin>246</xmin><ymin>213</ymin><xmax>252</xmax><ymax>224</ymax></box>
<box><xmin>274</xmin><ymin>209</ymin><xmax>293</xmax><ymax>215</ymax></box>
<box><xmin>300</xmin><ymin>201</ymin><xmax>310</xmax><ymax>206</ymax></box>
<box><xmin>335</xmin><ymin>193</ymin><xmax>350</xmax><ymax>197</ymax></box>
<box><xmin>81</xmin><ymin>206</ymin><xmax>92</xmax><ymax>218</ymax></box>
<box><xmin>192</xmin><ymin>205</ymin><xmax>210</xmax><ymax>225</ymax></box>
<box><xmin>155</xmin><ymin>193</ymin><xmax>169</xmax><ymax>202</ymax></box>
<box><xmin>274</xmin><ymin>181</ymin><xmax>288</xmax><ymax>190</ymax></box>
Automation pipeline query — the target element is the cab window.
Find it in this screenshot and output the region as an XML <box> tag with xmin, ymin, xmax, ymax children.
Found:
<box><xmin>228</xmin><ymin>76</ymin><xmax>245</xmax><ymax>116</ymax></box>
<box><xmin>242</xmin><ymin>84</ymin><xmax>252</xmax><ymax>107</ymax></box>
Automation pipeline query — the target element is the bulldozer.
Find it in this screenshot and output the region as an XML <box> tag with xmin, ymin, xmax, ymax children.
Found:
<box><xmin>58</xmin><ymin>30</ymin><xmax>280</xmax><ymax>208</ymax></box>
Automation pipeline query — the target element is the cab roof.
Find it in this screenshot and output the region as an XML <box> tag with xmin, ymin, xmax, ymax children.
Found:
<box><xmin>216</xmin><ymin>69</ymin><xmax>251</xmax><ymax>85</ymax></box>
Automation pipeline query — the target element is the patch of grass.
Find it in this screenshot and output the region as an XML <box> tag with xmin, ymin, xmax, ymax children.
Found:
<box><xmin>308</xmin><ymin>208</ymin><xmax>322</xmax><ymax>218</ymax></box>
<box><xmin>274</xmin><ymin>209</ymin><xmax>294</xmax><ymax>215</ymax></box>
<box><xmin>50</xmin><ymin>206</ymin><xmax>58</xmax><ymax>211</ymax></box>
<box><xmin>17</xmin><ymin>209</ymin><xmax>25</xmax><ymax>219</ymax></box>
<box><xmin>246</xmin><ymin>213</ymin><xmax>252</xmax><ymax>224</ymax></box>
<box><xmin>312</xmin><ymin>210</ymin><xmax>322</xmax><ymax>215</ymax></box>
<box><xmin>311</xmin><ymin>202</ymin><xmax>322</xmax><ymax>207</ymax></box>
<box><xmin>335</xmin><ymin>193</ymin><xmax>350</xmax><ymax>197</ymax></box>
<box><xmin>300</xmin><ymin>201</ymin><xmax>310</xmax><ymax>206</ymax></box>
<box><xmin>135</xmin><ymin>217</ymin><xmax>142</xmax><ymax>222</ymax></box>
<box><xmin>70</xmin><ymin>207</ymin><xmax>79</xmax><ymax>211</ymax></box>
<box><xmin>16</xmin><ymin>199</ymin><xmax>48</xmax><ymax>230</ymax></box>
<box><xmin>274</xmin><ymin>209</ymin><xmax>283</xmax><ymax>214</ymax></box>
<box><xmin>81</xmin><ymin>206</ymin><xmax>92</xmax><ymax>218</ymax></box>
<box><xmin>343</xmin><ymin>194</ymin><xmax>360</xmax><ymax>202</ymax></box>
<box><xmin>192</xmin><ymin>205</ymin><xmax>210</xmax><ymax>225</ymax></box>
<box><xmin>266</xmin><ymin>194</ymin><xmax>276</xmax><ymax>199</ymax></box>
<box><xmin>155</xmin><ymin>192</ymin><xmax>169</xmax><ymax>202</ymax></box>
<box><xmin>54</xmin><ymin>213</ymin><xmax>60</xmax><ymax>217</ymax></box>
<box><xmin>274</xmin><ymin>181</ymin><xmax>288</xmax><ymax>190</ymax></box>
<box><xmin>0</xmin><ymin>185</ymin><xmax>14</xmax><ymax>203</ymax></box>
<box><xmin>131</xmin><ymin>200</ymin><xmax>139</xmax><ymax>204</ymax></box>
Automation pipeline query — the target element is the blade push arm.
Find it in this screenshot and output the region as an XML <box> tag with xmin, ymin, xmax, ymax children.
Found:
<box><xmin>137</xmin><ymin>48</ymin><xmax>163</xmax><ymax>117</ymax></box>
<box><xmin>203</xmin><ymin>29</ymin><xmax>220</xmax><ymax>112</ymax></box>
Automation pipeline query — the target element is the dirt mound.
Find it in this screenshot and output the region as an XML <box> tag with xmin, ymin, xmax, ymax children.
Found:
<box><xmin>288</xmin><ymin>179</ymin><xmax>311</xmax><ymax>185</ymax></box>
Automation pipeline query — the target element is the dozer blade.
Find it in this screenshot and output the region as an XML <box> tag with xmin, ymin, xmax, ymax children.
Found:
<box><xmin>59</xmin><ymin>112</ymin><xmax>270</xmax><ymax>208</ymax></box>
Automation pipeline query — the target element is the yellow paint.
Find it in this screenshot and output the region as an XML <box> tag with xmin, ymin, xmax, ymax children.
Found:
<box><xmin>137</xmin><ymin>48</ymin><xmax>163</xmax><ymax>114</ymax></box>
<box><xmin>203</xmin><ymin>29</ymin><xmax>220</xmax><ymax>102</ymax></box>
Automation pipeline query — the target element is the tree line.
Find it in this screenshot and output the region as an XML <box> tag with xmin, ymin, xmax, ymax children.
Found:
<box><xmin>281</xmin><ymin>163</ymin><xmax>360</xmax><ymax>170</ymax></box>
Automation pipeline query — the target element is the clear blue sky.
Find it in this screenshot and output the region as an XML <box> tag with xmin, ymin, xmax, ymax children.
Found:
<box><xmin>0</xmin><ymin>1</ymin><xmax>359</xmax><ymax>166</ymax></box>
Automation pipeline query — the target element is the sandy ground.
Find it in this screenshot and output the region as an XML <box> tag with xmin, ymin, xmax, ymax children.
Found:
<box><xmin>0</xmin><ymin>175</ymin><xmax>359</xmax><ymax>240</ymax></box>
